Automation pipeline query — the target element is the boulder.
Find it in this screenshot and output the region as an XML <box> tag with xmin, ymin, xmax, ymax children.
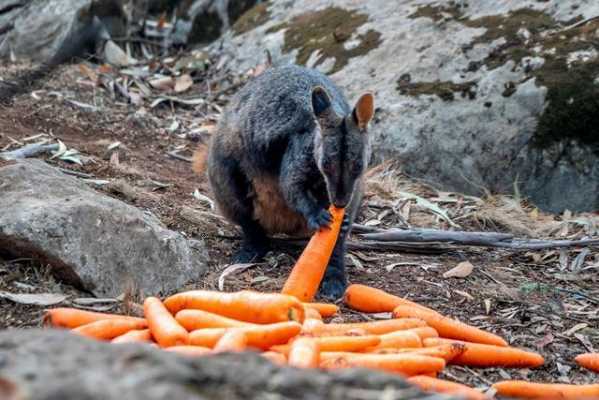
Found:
<box><xmin>0</xmin><ymin>329</ymin><xmax>454</xmax><ymax>400</ymax></box>
<box><xmin>0</xmin><ymin>159</ymin><xmax>208</xmax><ymax>297</ymax></box>
<box><xmin>0</xmin><ymin>0</ymin><xmax>126</xmax><ymax>64</ymax></box>
<box><xmin>205</xmin><ymin>0</ymin><xmax>599</xmax><ymax>213</ymax></box>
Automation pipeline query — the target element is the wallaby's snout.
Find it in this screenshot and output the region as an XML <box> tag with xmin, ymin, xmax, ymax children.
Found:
<box><xmin>313</xmin><ymin>88</ymin><xmax>375</xmax><ymax>212</ymax></box>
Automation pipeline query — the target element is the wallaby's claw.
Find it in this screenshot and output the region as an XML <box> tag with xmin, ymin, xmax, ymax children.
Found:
<box><xmin>307</xmin><ymin>208</ymin><xmax>333</xmax><ymax>231</ymax></box>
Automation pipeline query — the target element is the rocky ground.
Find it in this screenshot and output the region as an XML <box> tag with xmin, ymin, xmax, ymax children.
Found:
<box><xmin>0</xmin><ymin>54</ymin><xmax>598</xmax><ymax>398</ymax></box>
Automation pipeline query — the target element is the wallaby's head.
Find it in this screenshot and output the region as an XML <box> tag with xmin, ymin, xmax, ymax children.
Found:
<box><xmin>312</xmin><ymin>86</ymin><xmax>374</xmax><ymax>208</ymax></box>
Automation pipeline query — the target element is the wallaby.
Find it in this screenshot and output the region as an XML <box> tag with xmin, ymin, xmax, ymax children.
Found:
<box><xmin>199</xmin><ymin>64</ymin><xmax>374</xmax><ymax>299</ymax></box>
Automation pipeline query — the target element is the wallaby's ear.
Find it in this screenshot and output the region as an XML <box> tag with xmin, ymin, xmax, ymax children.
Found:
<box><xmin>311</xmin><ymin>86</ymin><xmax>332</xmax><ymax>118</ymax></box>
<box><xmin>352</xmin><ymin>92</ymin><xmax>374</xmax><ymax>129</ymax></box>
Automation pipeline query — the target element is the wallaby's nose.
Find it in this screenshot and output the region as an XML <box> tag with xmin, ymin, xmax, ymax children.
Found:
<box><xmin>333</xmin><ymin>199</ymin><xmax>348</xmax><ymax>208</ymax></box>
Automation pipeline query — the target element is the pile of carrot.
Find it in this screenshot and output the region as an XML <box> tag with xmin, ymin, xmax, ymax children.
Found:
<box><xmin>42</xmin><ymin>206</ymin><xmax>599</xmax><ymax>399</ymax></box>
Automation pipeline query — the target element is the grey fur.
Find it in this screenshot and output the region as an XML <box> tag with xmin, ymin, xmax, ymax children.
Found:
<box><xmin>207</xmin><ymin>64</ymin><xmax>373</xmax><ymax>299</ymax></box>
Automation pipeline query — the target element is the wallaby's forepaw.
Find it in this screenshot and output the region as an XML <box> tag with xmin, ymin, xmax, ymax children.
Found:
<box><xmin>306</xmin><ymin>208</ymin><xmax>332</xmax><ymax>231</ymax></box>
<box><xmin>318</xmin><ymin>270</ymin><xmax>348</xmax><ymax>300</ymax></box>
<box><xmin>233</xmin><ymin>242</ymin><xmax>268</xmax><ymax>264</ymax></box>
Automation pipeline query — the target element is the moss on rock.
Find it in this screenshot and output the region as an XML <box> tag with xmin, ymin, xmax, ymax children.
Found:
<box><xmin>397</xmin><ymin>77</ymin><xmax>477</xmax><ymax>101</ymax></box>
<box><xmin>231</xmin><ymin>1</ymin><xmax>270</xmax><ymax>35</ymax></box>
<box><xmin>405</xmin><ymin>4</ymin><xmax>599</xmax><ymax>152</ymax></box>
<box><xmin>268</xmin><ymin>7</ymin><xmax>382</xmax><ymax>74</ymax></box>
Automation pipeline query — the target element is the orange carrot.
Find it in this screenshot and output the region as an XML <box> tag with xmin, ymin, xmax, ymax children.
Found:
<box><xmin>303</xmin><ymin>302</ymin><xmax>339</xmax><ymax>318</ymax></box>
<box><xmin>72</xmin><ymin>318</ymin><xmax>148</xmax><ymax>340</ymax></box>
<box><xmin>185</xmin><ymin>328</ymin><xmax>223</xmax><ymax>348</ymax></box>
<box><xmin>281</xmin><ymin>206</ymin><xmax>345</xmax><ymax>302</ymax></box>
<box><xmin>261</xmin><ymin>351</ymin><xmax>287</xmax><ymax>366</ymax></box>
<box><xmin>409</xmin><ymin>375</ymin><xmax>488</xmax><ymax>400</ymax></box>
<box><xmin>423</xmin><ymin>338</ymin><xmax>544</xmax><ymax>368</ymax></box>
<box><xmin>164</xmin><ymin>290</ymin><xmax>304</xmax><ymax>324</ymax></box>
<box><xmin>44</xmin><ymin>308</ymin><xmax>146</xmax><ymax>329</ymax></box>
<box><xmin>302</xmin><ymin>318</ymin><xmax>427</xmax><ymax>336</ymax></box>
<box><xmin>344</xmin><ymin>284</ymin><xmax>437</xmax><ymax>314</ymax></box>
<box><xmin>111</xmin><ymin>329</ymin><xmax>153</xmax><ymax>344</ymax></box>
<box><xmin>189</xmin><ymin>321</ymin><xmax>301</xmax><ymax>350</ymax></box>
<box><xmin>304</xmin><ymin>307</ymin><xmax>323</xmax><ymax>321</ymax></box>
<box><xmin>393</xmin><ymin>305</ymin><xmax>507</xmax><ymax>347</ymax></box>
<box><xmin>144</xmin><ymin>297</ymin><xmax>189</xmax><ymax>347</ymax></box>
<box><xmin>175</xmin><ymin>309</ymin><xmax>255</xmax><ymax>331</ymax></box>
<box><xmin>373</xmin><ymin>343</ymin><xmax>466</xmax><ymax>362</ymax></box>
<box><xmin>406</xmin><ymin>327</ymin><xmax>439</xmax><ymax>340</ymax></box>
<box><xmin>272</xmin><ymin>335</ymin><xmax>381</xmax><ymax>354</ymax></box>
<box><xmin>165</xmin><ymin>345</ymin><xmax>212</xmax><ymax>357</ymax></box>
<box><xmin>213</xmin><ymin>330</ymin><xmax>248</xmax><ymax>353</ymax></box>
<box><xmin>492</xmin><ymin>380</ymin><xmax>599</xmax><ymax>399</ymax></box>
<box><xmin>288</xmin><ymin>338</ymin><xmax>320</xmax><ymax>368</ymax></box>
<box><xmin>367</xmin><ymin>330</ymin><xmax>422</xmax><ymax>350</ymax></box>
<box><xmin>320</xmin><ymin>353</ymin><xmax>445</xmax><ymax>377</ymax></box>
<box><xmin>575</xmin><ymin>353</ymin><xmax>599</xmax><ymax>373</ymax></box>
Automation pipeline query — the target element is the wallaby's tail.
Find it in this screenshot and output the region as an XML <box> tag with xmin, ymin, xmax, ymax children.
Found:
<box><xmin>192</xmin><ymin>144</ymin><xmax>209</xmax><ymax>176</ymax></box>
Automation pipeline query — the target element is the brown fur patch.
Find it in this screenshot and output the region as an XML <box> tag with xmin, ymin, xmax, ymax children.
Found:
<box><xmin>250</xmin><ymin>175</ymin><xmax>309</xmax><ymax>236</ymax></box>
<box><xmin>192</xmin><ymin>144</ymin><xmax>209</xmax><ymax>176</ymax></box>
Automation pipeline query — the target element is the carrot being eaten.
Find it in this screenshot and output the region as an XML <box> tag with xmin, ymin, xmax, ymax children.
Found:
<box><xmin>164</xmin><ymin>290</ymin><xmax>304</xmax><ymax>324</ymax></box>
<box><xmin>423</xmin><ymin>338</ymin><xmax>544</xmax><ymax>368</ymax></box>
<box><xmin>575</xmin><ymin>353</ymin><xmax>599</xmax><ymax>373</ymax></box>
<box><xmin>72</xmin><ymin>318</ymin><xmax>148</xmax><ymax>341</ymax></box>
<box><xmin>144</xmin><ymin>297</ymin><xmax>189</xmax><ymax>347</ymax></box>
<box><xmin>393</xmin><ymin>305</ymin><xmax>507</xmax><ymax>347</ymax></box>
<box><xmin>492</xmin><ymin>380</ymin><xmax>599</xmax><ymax>399</ymax></box>
<box><xmin>281</xmin><ymin>205</ymin><xmax>345</xmax><ymax>302</ymax></box>
<box><xmin>408</xmin><ymin>375</ymin><xmax>488</xmax><ymax>400</ymax></box>
<box><xmin>288</xmin><ymin>338</ymin><xmax>320</xmax><ymax>368</ymax></box>
<box><xmin>344</xmin><ymin>284</ymin><xmax>437</xmax><ymax>314</ymax></box>
<box><xmin>44</xmin><ymin>308</ymin><xmax>146</xmax><ymax>329</ymax></box>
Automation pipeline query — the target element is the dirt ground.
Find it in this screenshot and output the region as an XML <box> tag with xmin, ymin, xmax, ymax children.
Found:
<box><xmin>0</xmin><ymin>59</ymin><xmax>598</xmax><ymax>395</ymax></box>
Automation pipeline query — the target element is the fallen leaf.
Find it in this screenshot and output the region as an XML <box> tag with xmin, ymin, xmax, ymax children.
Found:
<box><xmin>443</xmin><ymin>261</ymin><xmax>474</xmax><ymax>278</ymax></box>
<box><xmin>148</xmin><ymin>76</ymin><xmax>174</xmax><ymax>91</ymax></box>
<box><xmin>174</xmin><ymin>74</ymin><xmax>193</xmax><ymax>93</ymax></box>
<box><xmin>484</xmin><ymin>299</ymin><xmax>491</xmax><ymax>314</ymax></box>
<box><xmin>454</xmin><ymin>290</ymin><xmax>474</xmax><ymax>301</ymax></box>
<box><xmin>251</xmin><ymin>276</ymin><xmax>270</xmax><ymax>284</ymax></box>
<box><xmin>563</xmin><ymin>323</ymin><xmax>588</xmax><ymax>336</ymax></box>
<box><xmin>218</xmin><ymin>263</ymin><xmax>258</xmax><ymax>291</ymax></box>
<box><xmin>73</xmin><ymin>298</ymin><xmax>118</xmax><ymax>305</ymax></box>
<box><xmin>534</xmin><ymin>332</ymin><xmax>554</xmax><ymax>349</ymax></box>
<box><xmin>0</xmin><ymin>291</ymin><xmax>68</xmax><ymax>306</ymax></box>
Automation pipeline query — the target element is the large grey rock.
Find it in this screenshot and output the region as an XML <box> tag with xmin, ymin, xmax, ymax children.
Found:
<box><xmin>0</xmin><ymin>329</ymin><xmax>454</xmax><ymax>400</ymax></box>
<box><xmin>0</xmin><ymin>159</ymin><xmax>208</xmax><ymax>297</ymax></box>
<box><xmin>206</xmin><ymin>0</ymin><xmax>599</xmax><ymax>213</ymax></box>
<box><xmin>0</xmin><ymin>0</ymin><xmax>125</xmax><ymax>64</ymax></box>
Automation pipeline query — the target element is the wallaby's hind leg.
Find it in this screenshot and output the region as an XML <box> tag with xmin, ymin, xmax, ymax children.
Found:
<box><xmin>208</xmin><ymin>151</ymin><xmax>269</xmax><ymax>263</ymax></box>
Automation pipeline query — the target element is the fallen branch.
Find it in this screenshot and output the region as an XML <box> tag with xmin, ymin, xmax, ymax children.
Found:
<box><xmin>0</xmin><ymin>142</ymin><xmax>58</xmax><ymax>160</ymax></box>
<box><xmin>166</xmin><ymin>150</ymin><xmax>192</xmax><ymax>163</ymax></box>
<box><xmin>271</xmin><ymin>238</ymin><xmax>450</xmax><ymax>255</ymax></box>
<box><xmin>359</xmin><ymin>228</ymin><xmax>599</xmax><ymax>250</ymax></box>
